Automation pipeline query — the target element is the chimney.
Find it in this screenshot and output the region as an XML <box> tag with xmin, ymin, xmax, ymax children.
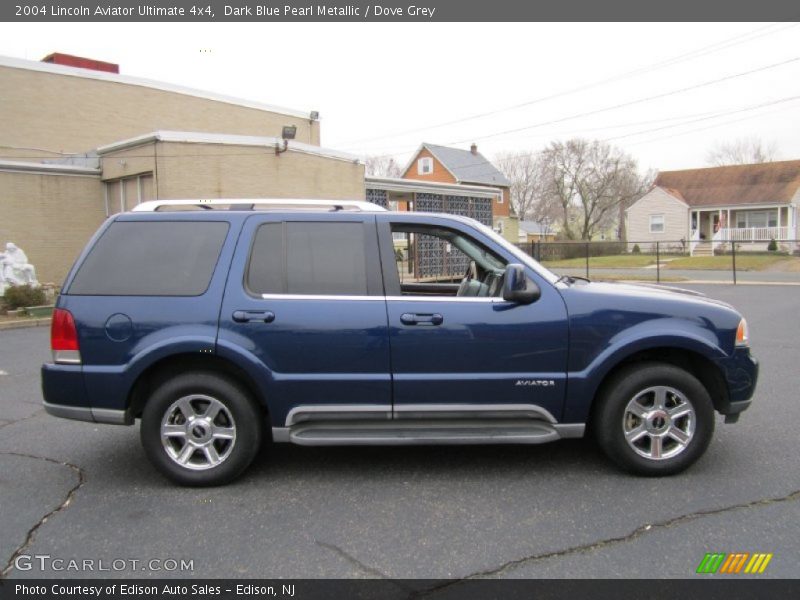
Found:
<box><xmin>41</xmin><ymin>53</ymin><xmax>119</xmax><ymax>74</ymax></box>
<box><xmin>470</xmin><ymin>143</ymin><xmax>478</xmax><ymax>155</ymax></box>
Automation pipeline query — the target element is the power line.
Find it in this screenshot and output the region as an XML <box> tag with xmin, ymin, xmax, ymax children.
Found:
<box><xmin>339</xmin><ymin>22</ymin><xmax>798</xmax><ymax>148</ymax></box>
<box><xmin>449</xmin><ymin>56</ymin><xmax>800</xmax><ymax>145</ymax></box>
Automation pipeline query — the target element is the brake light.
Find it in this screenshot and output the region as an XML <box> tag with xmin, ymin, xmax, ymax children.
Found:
<box><xmin>51</xmin><ymin>308</ymin><xmax>81</xmax><ymax>364</ymax></box>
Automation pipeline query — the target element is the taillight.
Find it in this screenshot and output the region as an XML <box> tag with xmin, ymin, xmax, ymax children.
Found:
<box><xmin>51</xmin><ymin>308</ymin><xmax>81</xmax><ymax>364</ymax></box>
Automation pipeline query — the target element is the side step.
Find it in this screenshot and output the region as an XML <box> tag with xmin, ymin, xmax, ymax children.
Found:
<box><xmin>274</xmin><ymin>419</ymin><xmax>583</xmax><ymax>446</ymax></box>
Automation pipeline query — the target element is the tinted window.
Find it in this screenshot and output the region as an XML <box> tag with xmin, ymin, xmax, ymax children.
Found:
<box><xmin>69</xmin><ymin>221</ymin><xmax>228</xmax><ymax>296</ymax></box>
<box><xmin>247</xmin><ymin>222</ymin><xmax>368</xmax><ymax>296</ymax></box>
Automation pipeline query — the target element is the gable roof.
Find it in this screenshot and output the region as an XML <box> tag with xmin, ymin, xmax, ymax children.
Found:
<box><xmin>414</xmin><ymin>143</ymin><xmax>511</xmax><ymax>187</ymax></box>
<box><xmin>654</xmin><ymin>160</ymin><xmax>800</xmax><ymax>208</ymax></box>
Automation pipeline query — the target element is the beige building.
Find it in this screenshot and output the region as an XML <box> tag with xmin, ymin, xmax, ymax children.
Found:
<box><xmin>0</xmin><ymin>54</ymin><xmax>363</xmax><ymax>285</ymax></box>
<box><xmin>0</xmin><ymin>54</ymin><xmax>320</xmax><ymax>162</ymax></box>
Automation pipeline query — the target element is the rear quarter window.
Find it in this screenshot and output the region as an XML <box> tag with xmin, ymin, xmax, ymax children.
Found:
<box><xmin>68</xmin><ymin>221</ymin><xmax>229</xmax><ymax>296</ymax></box>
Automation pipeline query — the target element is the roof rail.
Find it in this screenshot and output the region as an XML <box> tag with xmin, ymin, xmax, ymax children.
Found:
<box><xmin>131</xmin><ymin>199</ymin><xmax>388</xmax><ymax>212</ymax></box>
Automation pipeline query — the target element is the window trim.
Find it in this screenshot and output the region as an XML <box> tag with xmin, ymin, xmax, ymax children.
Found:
<box><xmin>417</xmin><ymin>156</ymin><xmax>433</xmax><ymax>175</ymax></box>
<box><xmin>649</xmin><ymin>214</ymin><xmax>665</xmax><ymax>234</ymax></box>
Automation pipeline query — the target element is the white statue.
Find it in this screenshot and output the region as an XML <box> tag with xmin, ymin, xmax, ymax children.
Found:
<box><xmin>0</xmin><ymin>242</ymin><xmax>39</xmax><ymax>294</ymax></box>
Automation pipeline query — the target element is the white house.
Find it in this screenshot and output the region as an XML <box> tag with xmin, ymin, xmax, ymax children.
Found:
<box><xmin>626</xmin><ymin>160</ymin><xmax>800</xmax><ymax>255</ymax></box>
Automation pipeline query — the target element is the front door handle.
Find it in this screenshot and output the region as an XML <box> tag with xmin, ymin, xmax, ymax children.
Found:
<box><xmin>400</xmin><ymin>313</ymin><xmax>443</xmax><ymax>326</ymax></box>
<box><xmin>232</xmin><ymin>310</ymin><xmax>275</xmax><ymax>324</ymax></box>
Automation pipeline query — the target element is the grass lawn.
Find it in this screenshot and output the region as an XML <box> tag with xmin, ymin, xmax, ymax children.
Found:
<box><xmin>541</xmin><ymin>255</ymin><xmax>658</xmax><ymax>268</ymax></box>
<box><xmin>664</xmin><ymin>254</ymin><xmax>799</xmax><ymax>271</ymax></box>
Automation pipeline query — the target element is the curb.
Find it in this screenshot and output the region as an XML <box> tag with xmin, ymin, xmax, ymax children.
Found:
<box><xmin>0</xmin><ymin>317</ymin><xmax>51</xmax><ymax>331</ymax></box>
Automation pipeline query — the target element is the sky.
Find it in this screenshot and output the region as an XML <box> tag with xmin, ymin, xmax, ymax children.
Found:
<box><xmin>1</xmin><ymin>22</ymin><xmax>798</xmax><ymax>174</ymax></box>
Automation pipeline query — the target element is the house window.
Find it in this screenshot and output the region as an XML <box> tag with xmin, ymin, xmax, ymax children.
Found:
<box><xmin>417</xmin><ymin>157</ymin><xmax>433</xmax><ymax>175</ymax></box>
<box><xmin>736</xmin><ymin>210</ymin><xmax>778</xmax><ymax>228</ymax></box>
<box><xmin>649</xmin><ymin>214</ymin><xmax>665</xmax><ymax>233</ymax></box>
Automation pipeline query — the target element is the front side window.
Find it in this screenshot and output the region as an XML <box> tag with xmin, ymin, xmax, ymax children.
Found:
<box><xmin>247</xmin><ymin>222</ymin><xmax>368</xmax><ymax>296</ymax></box>
<box><xmin>649</xmin><ymin>214</ymin><xmax>665</xmax><ymax>233</ymax></box>
<box><xmin>391</xmin><ymin>224</ymin><xmax>508</xmax><ymax>297</ymax></box>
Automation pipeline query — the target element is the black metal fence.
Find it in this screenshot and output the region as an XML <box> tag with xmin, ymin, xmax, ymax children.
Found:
<box><xmin>516</xmin><ymin>239</ymin><xmax>800</xmax><ymax>284</ymax></box>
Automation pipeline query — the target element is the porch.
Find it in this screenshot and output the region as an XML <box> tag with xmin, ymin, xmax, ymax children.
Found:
<box><xmin>690</xmin><ymin>205</ymin><xmax>796</xmax><ymax>255</ymax></box>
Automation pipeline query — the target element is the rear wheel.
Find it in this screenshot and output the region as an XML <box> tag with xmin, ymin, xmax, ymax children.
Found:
<box><xmin>594</xmin><ymin>363</ymin><xmax>715</xmax><ymax>476</ymax></box>
<box><xmin>141</xmin><ymin>372</ymin><xmax>262</xmax><ymax>486</ymax></box>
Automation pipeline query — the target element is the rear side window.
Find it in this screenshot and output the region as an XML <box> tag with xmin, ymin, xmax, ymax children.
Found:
<box><xmin>247</xmin><ymin>222</ymin><xmax>368</xmax><ymax>296</ymax></box>
<box><xmin>69</xmin><ymin>221</ymin><xmax>229</xmax><ymax>296</ymax></box>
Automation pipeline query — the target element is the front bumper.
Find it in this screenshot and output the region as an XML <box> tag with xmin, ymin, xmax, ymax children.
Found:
<box><xmin>715</xmin><ymin>347</ymin><xmax>759</xmax><ymax>418</ymax></box>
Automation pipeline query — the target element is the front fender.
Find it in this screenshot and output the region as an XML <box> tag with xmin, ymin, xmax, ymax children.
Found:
<box><xmin>562</xmin><ymin>318</ymin><xmax>727</xmax><ymax>423</ymax></box>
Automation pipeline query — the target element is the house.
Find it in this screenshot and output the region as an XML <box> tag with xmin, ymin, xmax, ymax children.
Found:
<box><xmin>400</xmin><ymin>143</ymin><xmax>517</xmax><ymax>242</ymax></box>
<box><xmin>626</xmin><ymin>161</ymin><xmax>800</xmax><ymax>255</ymax></box>
<box><xmin>517</xmin><ymin>220</ymin><xmax>558</xmax><ymax>245</ymax></box>
<box><xmin>0</xmin><ymin>53</ymin><xmax>363</xmax><ymax>284</ymax></box>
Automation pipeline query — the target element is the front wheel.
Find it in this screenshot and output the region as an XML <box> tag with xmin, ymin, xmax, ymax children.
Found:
<box><xmin>141</xmin><ymin>372</ymin><xmax>263</xmax><ymax>486</ymax></box>
<box><xmin>594</xmin><ymin>363</ymin><xmax>715</xmax><ymax>476</ymax></box>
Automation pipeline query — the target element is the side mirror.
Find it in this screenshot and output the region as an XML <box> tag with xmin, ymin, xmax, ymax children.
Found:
<box><xmin>502</xmin><ymin>264</ymin><xmax>540</xmax><ymax>305</ymax></box>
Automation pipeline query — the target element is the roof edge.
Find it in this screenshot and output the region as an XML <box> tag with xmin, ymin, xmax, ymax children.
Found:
<box><xmin>0</xmin><ymin>55</ymin><xmax>314</xmax><ymax>120</ymax></box>
<box><xmin>96</xmin><ymin>131</ymin><xmax>362</xmax><ymax>164</ymax></box>
<box><xmin>0</xmin><ymin>159</ymin><xmax>101</xmax><ymax>176</ymax></box>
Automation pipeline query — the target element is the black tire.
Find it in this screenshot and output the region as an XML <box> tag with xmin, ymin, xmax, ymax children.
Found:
<box><xmin>593</xmin><ymin>362</ymin><xmax>715</xmax><ymax>476</ymax></box>
<box><xmin>141</xmin><ymin>371</ymin><xmax>263</xmax><ymax>486</ymax></box>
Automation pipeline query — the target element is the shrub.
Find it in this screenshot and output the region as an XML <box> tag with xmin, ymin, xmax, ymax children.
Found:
<box><xmin>2</xmin><ymin>284</ymin><xmax>47</xmax><ymax>310</ymax></box>
<box><xmin>767</xmin><ymin>238</ymin><xmax>778</xmax><ymax>252</ymax></box>
<box><xmin>631</xmin><ymin>244</ymin><xmax>641</xmax><ymax>254</ymax></box>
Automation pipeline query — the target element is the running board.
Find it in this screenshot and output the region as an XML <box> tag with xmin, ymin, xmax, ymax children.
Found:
<box><xmin>272</xmin><ymin>419</ymin><xmax>584</xmax><ymax>446</ymax></box>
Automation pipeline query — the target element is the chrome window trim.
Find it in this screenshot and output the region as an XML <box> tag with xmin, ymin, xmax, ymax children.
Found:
<box><xmin>259</xmin><ymin>293</ymin><xmax>503</xmax><ymax>303</ymax></box>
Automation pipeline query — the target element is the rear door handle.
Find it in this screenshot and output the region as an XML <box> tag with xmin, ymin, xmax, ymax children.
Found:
<box><xmin>232</xmin><ymin>310</ymin><xmax>275</xmax><ymax>323</ymax></box>
<box><xmin>400</xmin><ymin>313</ymin><xmax>443</xmax><ymax>326</ymax></box>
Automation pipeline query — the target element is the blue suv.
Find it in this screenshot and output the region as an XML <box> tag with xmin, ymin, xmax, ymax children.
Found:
<box><xmin>42</xmin><ymin>199</ymin><xmax>758</xmax><ymax>485</ymax></box>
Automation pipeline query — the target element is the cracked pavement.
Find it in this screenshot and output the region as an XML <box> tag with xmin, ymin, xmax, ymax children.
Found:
<box><xmin>0</xmin><ymin>285</ymin><xmax>798</xmax><ymax>581</ymax></box>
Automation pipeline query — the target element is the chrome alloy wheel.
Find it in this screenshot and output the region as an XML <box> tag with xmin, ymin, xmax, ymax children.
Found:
<box><xmin>160</xmin><ymin>394</ymin><xmax>237</xmax><ymax>470</ymax></box>
<box><xmin>622</xmin><ymin>386</ymin><xmax>695</xmax><ymax>461</ymax></box>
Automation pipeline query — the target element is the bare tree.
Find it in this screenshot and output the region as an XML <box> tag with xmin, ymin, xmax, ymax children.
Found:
<box><xmin>706</xmin><ymin>136</ymin><xmax>778</xmax><ymax>166</ymax></box>
<box><xmin>365</xmin><ymin>154</ymin><xmax>403</xmax><ymax>178</ymax></box>
<box><xmin>495</xmin><ymin>151</ymin><xmax>550</xmax><ymax>221</ymax></box>
<box><xmin>537</xmin><ymin>139</ymin><xmax>649</xmax><ymax>240</ymax></box>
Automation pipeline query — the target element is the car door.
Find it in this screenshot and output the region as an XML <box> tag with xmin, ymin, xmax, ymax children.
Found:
<box><xmin>376</xmin><ymin>213</ymin><xmax>569</xmax><ymax>422</ymax></box>
<box><xmin>217</xmin><ymin>213</ymin><xmax>392</xmax><ymax>429</ymax></box>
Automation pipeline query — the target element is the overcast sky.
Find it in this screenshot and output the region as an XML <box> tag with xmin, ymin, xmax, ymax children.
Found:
<box><xmin>1</xmin><ymin>22</ymin><xmax>798</xmax><ymax>173</ymax></box>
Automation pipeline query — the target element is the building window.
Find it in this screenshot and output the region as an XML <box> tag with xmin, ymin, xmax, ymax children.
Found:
<box><xmin>417</xmin><ymin>157</ymin><xmax>433</xmax><ymax>175</ymax></box>
<box><xmin>737</xmin><ymin>210</ymin><xmax>777</xmax><ymax>229</ymax></box>
<box><xmin>649</xmin><ymin>214</ymin><xmax>665</xmax><ymax>233</ymax></box>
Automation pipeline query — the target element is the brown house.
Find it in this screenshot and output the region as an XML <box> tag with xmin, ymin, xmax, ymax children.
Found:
<box><xmin>401</xmin><ymin>143</ymin><xmax>516</xmax><ymax>241</ymax></box>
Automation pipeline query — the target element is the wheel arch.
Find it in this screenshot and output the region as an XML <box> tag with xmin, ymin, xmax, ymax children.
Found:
<box><xmin>127</xmin><ymin>353</ymin><xmax>268</xmax><ymax>422</ymax></box>
<box><xmin>587</xmin><ymin>347</ymin><xmax>729</xmax><ymax>432</ymax></box>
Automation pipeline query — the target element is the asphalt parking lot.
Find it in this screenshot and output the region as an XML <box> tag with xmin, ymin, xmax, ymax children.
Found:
<box><xmin>1</xmin><ymin>284</ymin><xmax>798</xmax><ymax>582</ymax></box>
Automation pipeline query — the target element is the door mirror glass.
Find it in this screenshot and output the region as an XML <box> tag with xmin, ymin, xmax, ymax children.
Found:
<box><xmin>502</xmin><ymin>264</ymin><xmax>540</xmax><ymax>304</ymax></box>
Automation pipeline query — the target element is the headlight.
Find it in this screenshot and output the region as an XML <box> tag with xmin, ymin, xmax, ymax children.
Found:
<box><xmin>735</xmin><ymin>318</ymin><xmax>749</xmax><ymax>347</ymax></box>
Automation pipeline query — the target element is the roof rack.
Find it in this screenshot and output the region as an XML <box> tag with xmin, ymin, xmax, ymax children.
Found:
<box><xmin>131</xmin><ymin>199</ymin><xmax>388</xmax><ymax>213</ymax></box>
